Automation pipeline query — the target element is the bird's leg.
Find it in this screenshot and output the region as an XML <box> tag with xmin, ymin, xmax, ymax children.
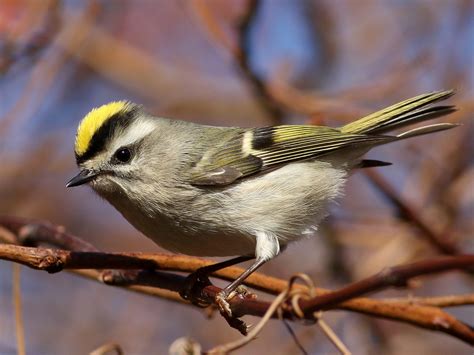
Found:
<box><xmin>181</xmin><ymin>231</ymin><xmax>280</xmax><ymax>320</ymax></box>
<box><xmin>179</xmin><ymin>255</ymin><xmax>254</xmax><ymax>305</ymax></box>
<box><xmin>215</xmin><ymin>257</ymin><xmax>267</xmax><ymax>316</ymax></box>
<box><xmin>216</xmin><ymin>231</ymin><xmax>281</xmax><ymax>317</ymax></box>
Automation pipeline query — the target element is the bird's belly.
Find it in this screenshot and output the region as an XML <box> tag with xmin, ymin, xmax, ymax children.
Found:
<box><xmin>133</xmin><ymin>215</ymin><xmax>257</xmax><ymax>257</ymax></box>
<box><xmin>153</xmin><ymin>230</ymin><xmax>257</xmax><ymax>257</ymax></box>
<box><xmin>113</xmin><ymin>201</ymin><xmax>257</xmax><ymax>257</ymax></box>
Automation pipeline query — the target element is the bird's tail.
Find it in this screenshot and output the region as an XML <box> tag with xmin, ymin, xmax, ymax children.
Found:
<box><xmin>340</xmin><ymin>90</ymin><xmax>458</xmax><ymax>139</ymax></box>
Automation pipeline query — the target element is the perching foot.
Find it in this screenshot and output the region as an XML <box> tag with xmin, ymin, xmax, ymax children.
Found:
<box><xmin>179</xmin><ymin>269</ymin><xmax>212</xmax><ymax>307</ymax></box>
<box><xmin>215</xmin><ymin>284</ymin><xmax>251</xmax><ymax>317</ymax></box>
<box><xmin>215</xmin><ymin>291</ymin><xmax>233</xmax><ymax>317</ymax></box>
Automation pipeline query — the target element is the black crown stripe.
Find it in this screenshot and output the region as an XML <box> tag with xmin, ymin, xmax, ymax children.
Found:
<box><xmin>75</xmin><ymin>106</ymin><xmax>138</xmax><ymax>164</ymax></box>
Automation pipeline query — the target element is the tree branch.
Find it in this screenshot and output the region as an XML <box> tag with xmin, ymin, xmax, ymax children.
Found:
<box><xmin>298</xmin><ymin>255</ymin><xmax>474</xmax><ymax>314</ymax></box>
<box><xmin>0</xmin><ymin>216</ymin><xmax>472</xmax><ymax>344</ymax></box>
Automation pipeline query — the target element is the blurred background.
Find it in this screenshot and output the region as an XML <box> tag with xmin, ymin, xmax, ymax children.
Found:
<box><xmin>0</xmin><ymin>0</ymin><xmax>473</xmax><ymax>354</ymax></box>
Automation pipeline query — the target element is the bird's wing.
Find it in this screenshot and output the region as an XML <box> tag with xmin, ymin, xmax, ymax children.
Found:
<box><xmin>190</xmin><ymin>125</ymin><xmax>392</xmax><ymax>186</ymax></box>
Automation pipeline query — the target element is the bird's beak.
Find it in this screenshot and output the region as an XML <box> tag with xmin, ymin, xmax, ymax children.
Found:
<box><xmin>66</xmin><ymin>169</ymin><xmax>98</xmax><ymax>187</ymax></box>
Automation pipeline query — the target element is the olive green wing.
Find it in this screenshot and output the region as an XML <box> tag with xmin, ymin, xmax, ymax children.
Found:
<box><xmin>189</xmin><ymin>125</ymin><xmax>392</xmax><ymax>186</ymax></box>
<box><xmin>189</xmin><ymin>91</ymin><xmax>456</xmax><ymax>186</ymax></box>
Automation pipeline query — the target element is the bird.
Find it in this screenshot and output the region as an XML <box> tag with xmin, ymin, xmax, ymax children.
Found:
<box><xmin>67</xmin><ymin>90</ymin><xmax>457</xmax><ymax>316</ymax></box>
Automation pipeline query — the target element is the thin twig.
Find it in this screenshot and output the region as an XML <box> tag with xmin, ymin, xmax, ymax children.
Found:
<box><xmin>383</xmin><ymin>294</ymin><xmax>474</xmax><ymax>308</ymax></box>
<box><xmin>282</xmin><ymin>274</ymin><xmax>352</xmax><ymax>355</ymax></box>
<box><xmin>0</xmin><ymin>216</ymin><xmax>99</xmax><ymax>251</ymax></box>
<box><xmin>298</xmin><ymin>255</ymin><xmax>474</xmax><ymax>314</ymax></box>
<box><xmin>316</xmin><ymin>315</ymin><xmax>351</xmax><ymax>355</ymax></box>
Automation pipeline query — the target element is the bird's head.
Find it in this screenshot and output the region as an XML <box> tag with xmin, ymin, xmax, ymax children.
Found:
<box><xmin>66</xmin><ymin>101</ymin><xmax>159</xmax><ymax>196</ymax></box>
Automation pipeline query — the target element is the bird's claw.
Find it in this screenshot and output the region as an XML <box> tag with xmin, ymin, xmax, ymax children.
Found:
<box><xmin>235</xmin><ymin>285</ymin><xmax>251</xmax><ymax>297</ymax></box>
<box><xmin>181</xmin><ymin>273</ymin><xmax>253</xmax><ymax>336</ymax></box>
<box><xmin>215</xmin><ymin>291</ymin><xmax>251</xmax><ymax>336</ymax></box>
<box><xmin>215</xmin><ymin>291</ymin><xmax>233</xmax><ymax>317</ymax></box>
<box><xmin>215</xmin><ymin>284</ymin><xmax>252</xmax><ymax>318</ymax></box>
<box><xmin>179</xmin><ymin>270</ymin><xmax>212</xmax><ymax>307</ymax></box>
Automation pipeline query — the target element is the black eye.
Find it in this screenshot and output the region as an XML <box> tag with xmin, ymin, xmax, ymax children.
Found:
<box><xmin>114</xmin><ymin>147</ymin><xmax>132</xmax><ymax>163</ymax></box>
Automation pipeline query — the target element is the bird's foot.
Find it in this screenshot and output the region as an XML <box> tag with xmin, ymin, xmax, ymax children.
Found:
<box><xmin>215</xmin><ymin>290</ymin><xmax>249</xmax><ymax>335</ymax></box>
<box><xmin>215</xmin><ymin>291</ymin><xmax>232</xmax><ymax>317</ymax></box>
<box><xmin>215</xmin><ymin>285</ymin><xmax>250</xmax><ymax>317</ymax></box>
<box><xmin>179</xmin><ymin>269</ymin><xmax>212</xmax><ymax>307</ymax></box>
<box><xmin>181</xmin><ymin>272</ymin><xmax>254</xmax><ymax>335</ymax></box>
<box><xmin>216</xmin><ymin>285</ymin><xmax>254</xmax><ymax>335</ymax></box>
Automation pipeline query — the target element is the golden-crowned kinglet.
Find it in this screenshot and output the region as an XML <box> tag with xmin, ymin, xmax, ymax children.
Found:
<box><xmin>67</xmin><ymin>90</ymin><xmax>456</xmax><ymax>314</ymax></box>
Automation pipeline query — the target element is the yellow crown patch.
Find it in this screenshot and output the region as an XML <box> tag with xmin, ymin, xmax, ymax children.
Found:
<box><xmin>75</xmin><ymin>101</ymin><xmax>131</xmax><ymax>156</ymax></box>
